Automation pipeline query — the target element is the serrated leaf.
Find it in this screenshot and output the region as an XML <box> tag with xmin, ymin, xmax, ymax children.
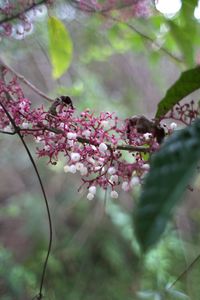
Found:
<box><xmin>48</xmin><ymin>16</ymin><xmax>73</xmax><ymax>79</ymax></box>
<box><xmin>156</xmin><ymin>66</ymin><xmax>200</xmax><ymax>118</ymax></box>
<box><xmin>134</xmin><ymin>118</ymin><xmax>200</xmax><ymax>252</ymax></box>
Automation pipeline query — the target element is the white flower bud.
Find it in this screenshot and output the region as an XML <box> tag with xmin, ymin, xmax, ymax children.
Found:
<box><xmin>110</xmin><ymin>190</ymin><xmax>118</xmax><ymax>199</ymax></box>
<box><xmin>110</xmin><ymin>175</ymin><xmax>118</xmax><ymax>184</ymax></box>
<box><xmin>68</xmin><ymin>140</ymin><xmax>74</xmax><ymax>147</ymax></box>
<box><xmin>44</xmin><ymin>145</ymin><xmax>50</xmax><ymax>151</ymax></box>
<box><xmin>64</xmin><ymin>165</ymin><xmax>70</xmax><ymax>173</ymax></box>
<box><xmin>87</xmin><ymin>193</ymin><xmax>94</xmax><ymax>200</ymax></box>
<box><xmin>16</xmin><ymin>24</ymin><xmax>24</xmax><ymax>35</ymax></box>
<box><xmin>76</xmin><ymin>162</ymin><xmax>84</xmax><ymax>171</ymax></box>
<box><xmin>143</xmin><ymin>132</ymin><xmax>152</xmax><ymax>141</ymax></box>
<box><xmin>67</xmin><ymin>132</ymin><xmax>73</xmax><ymax>139</ymax></box>
<box><xmin>69</xmin><ymin>165</ymin><xmax>76</xmax><ymax>174</ymax></box>
<box><xmin>170</xmin><ymin>122</ymin><xmax>177</xmax><ymax>130</ymax></box>
<box><xmin>88</xmin><ymin>157</ymin><xmax>95</xmax><ymax>165</ymax></box>
<box><xmin>67</xmin><ymin>132</ymin><xmax>77</xmax><ymax>139</ymax></box>
<box><xmin>35</xmin><ymin>136</ymin><xmax>42</xmax><ymax>143</ymax></box>
<box><xmin>73</xmin><ymin>133</ymin><xmax>77</xmax><ymax>139</ymax></box>
<box><xmin>60</xmin><ymin>122</ymin><xmax>65</xmax><ymax>128</ymax></box>
<box><xmin>95</xmin><ymin>166</ymin><xmax>102</xmax><ymax>171</ymax></box>
<box><xmin>108</xmin><ymin>167</ymin><xmax>116</xmax><ymax>175</ymax></box>
<box><xmin>122</xmin><ymin>181</ymin><xmax>129</xmax><ymax>191</ymax></box>
<box><xmin>101</xmin><ymin>120</ymin><xmax>109</xmax><ymax>128</ymax></box>
<box><xmin>142</xmin><ymin>164</ymin><xmax>150</xmax><ymax>170</ymax></box>
<box><xmin>89</xmin><ymin>186</ymin><xmax>96</xmax><ymax>194</ymax></box>
<box><xmin>80</xmin><ymin>166</ymin><xmax>88</xmax><ymax>176</ymax></box>
<box><xmin>71</xmin><ymin>152</ymin><xmax>81</xmax><ymax>162</ymax></box>
<box><xmin>130</xmin><ymin>176</ymin><xmax>140</xmax><ymax>187</ymax></box>
<box><xmin>99</xmin><ymin>142</ymin><xmax>107</xmax><ymax>153</ymax></box>
<box><xmin>19</xmin><ymin>101</ymin><xmax>26</xmax><ymax>108</ymax></box>
<box><xmin>49</xmin><ymin>132</ymin><xmax>55</xmax><ymax>138</ymax></box>
<box><xmin>82</xmin><ymin>130</ymin><xmax>91</xmax><ymax>138</ymax></box>
<box><xmin>22</xmin><ymin>122</ymin><xmax>29</xmax><ymax>129</ymax></box>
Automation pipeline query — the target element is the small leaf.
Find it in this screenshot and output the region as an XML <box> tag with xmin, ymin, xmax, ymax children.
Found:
<box><xmin>48</xmin><ymin>16</ymin><xmax>73</xmax><ymax>79</ymax></box>
<box><xmin>156</xmin><ymin>66</ymin><xmax>200</xmax><ymax>118</ymax></box>
<box><xmin>134</xmin><ymin>118</ymin><xmax>200</xmax><ymax>252</ymax></box>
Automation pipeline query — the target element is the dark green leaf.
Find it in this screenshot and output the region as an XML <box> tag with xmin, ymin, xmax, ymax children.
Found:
<box><xmin>48</xmin><ymin>16</ymin><xmax>73</xmax><ymax>79</ymax></box>
<box><xmin>134</xmin><ymin>118</ymin><xmax>200</xmax><ymax>252</ymax></box>
<box><xmin>156</xmin><ymin>66</ymin><xmax>200</xmax><ymax>118</ymax></box>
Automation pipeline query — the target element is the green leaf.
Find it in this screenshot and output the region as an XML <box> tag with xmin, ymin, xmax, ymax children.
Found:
<box><xmin>134</xmin><ymin>118</ymin><xmax>200</xmax><ymax>252</ymax></box>
<box><xmin>48</xmin><ymin>16</ymin><xmax>73</xmax><ymax>79</ymax></box>
<box><xmin>168</xmin><ymin>20</ymin><xmax>194</xmax><ymax>67</ymax></box>
<box><xmin>167</xmin><ymin>0</ymin><xmax>198</xmax><ymax>67</ymax></box>
<box><xmin>155</xmin><ymin>66</ymin><xmax>200</xmax><ymax>118</ymax></box>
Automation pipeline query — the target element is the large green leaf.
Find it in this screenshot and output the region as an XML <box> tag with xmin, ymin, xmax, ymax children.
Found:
<box><xmin>48</xmin><ymin>16</ymin><xmax>73</xmax><ymax>79</ymax></box>
<box><xmin>155</xmin><ymin>66</ymin><xmax>200</xmax><ymax>118</ymax></box>
<box><xmin>134</xmin><ymin>118</ymin><xmax>200</xmax><ymax>252</ymax></box>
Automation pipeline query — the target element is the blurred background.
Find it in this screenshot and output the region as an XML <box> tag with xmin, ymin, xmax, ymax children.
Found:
<box><xmin>1</xmin><ymin>0</ymin><xmax>200</xmax><ymax>299</ymax></box>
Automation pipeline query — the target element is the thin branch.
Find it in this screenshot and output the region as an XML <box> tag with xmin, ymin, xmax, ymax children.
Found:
<box><xmin>0</xmin><ymin>0</ymin><xmax>48</xmax><ymax>26</ymax></box>
<box><xmin>0</xmin><ymin>99</ymin><xmax>53</xmax><ymax>300</ymax></box>
<box><xmin>77</xmin><ymin>136</ymin><xmax>150</xmax><ymax>152</ymax></box>
<box><xmin>18</xmin><ymin>130</ymin><xmax>52</xmax><ymax>300</ymax></box>
<box><xmin>106</xmin><ymin>15</ymin><xmax>184</xmax><ymax>65</ymax></box>
<box><xmin>0</xmin><ymin>59</ymin><xmax>54</xmax><ymax>102</ymax></box>
<box><xmin>169</xmin><ymin>253</ymin><xmax>200</xmax><ymax>289</ymax></box>
<box><xmin>21</xmin><ymin>125</ymin><xmax>151</xmax><ymax>153</ymax></box>
<box><xmin>116</xmin><ymin>144</ymin><xmax>149</xmax><ymax>152</ymax></box>
<box><xmin>69</xmin><ymin>0</ymin><xmax>142</xmax><ymax>13</ymax></box>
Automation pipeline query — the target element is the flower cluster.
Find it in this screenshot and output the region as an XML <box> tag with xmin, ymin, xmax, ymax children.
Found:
<box><xmin>0</xmin><ymin>1</ymin><xmax>49</xmax><ymax>39</ymax></box>
<box><xmin>0</xmin><ymin>77</ymin><xmax>163</xmax><ymax>199</ymax></box>
<box><xmin>3</xmin><ymin>77</ymin><xmax>197</xmax><ymax>200</ymax></box>
<box><xmin>165</xmin><ymin>100</ymin><xmax>200</xmax><ymax>126</ymax></box>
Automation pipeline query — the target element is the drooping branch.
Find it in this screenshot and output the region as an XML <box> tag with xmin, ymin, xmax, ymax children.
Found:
<box><xmin>104</xmin><ymin>14</ymin><xmax>184</xmax><ymax>65</ymax></box>
<box><xmin>0</xmin><ymin>95</ymin><xmax>53</xmax><ymax>300</ymax></box>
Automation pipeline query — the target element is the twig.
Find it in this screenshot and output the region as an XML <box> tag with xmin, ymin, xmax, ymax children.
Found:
<box><xmin>0</xmin><ymin>0</ymin><xmax>48</xmax><ymax>26</ymax></box>
<box><xmin>168</xmin><ymin>253</ymin><xmax>200</xmax><ymax>289</ymax></box>
<box><xmin>106</xmin><ymin>15</ymin><xmax>184</xmax><ymax>65</ymax></box>
<box><xmin>21</xmin><ymin>125</ymin><xmax>151</xmax><ymax>153</ymax></box>
<box><xmin>69</xmin><ymin>0</ymin><xmax>142</xmax><ymax>13</ymax></box>
<box><xmin>116</xmin><ymin>144</ymin><xmax>149</xmax><ymax>152</ymax></box>
<box><xmin>0</xmin><ymin>59</ymin><xmax>54</xmax><ymax>102</ymax></box>
<box><xmin>0</xmin><ymin>98</ymin><xmax>53</xmax><ymax>299</ymax></box>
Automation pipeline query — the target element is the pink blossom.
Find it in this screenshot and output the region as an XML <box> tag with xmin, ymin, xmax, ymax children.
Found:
<box><xmin>1</xmin><ymin>77</ymin><xmax>188</xmax><ymax>199</ymax></box>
